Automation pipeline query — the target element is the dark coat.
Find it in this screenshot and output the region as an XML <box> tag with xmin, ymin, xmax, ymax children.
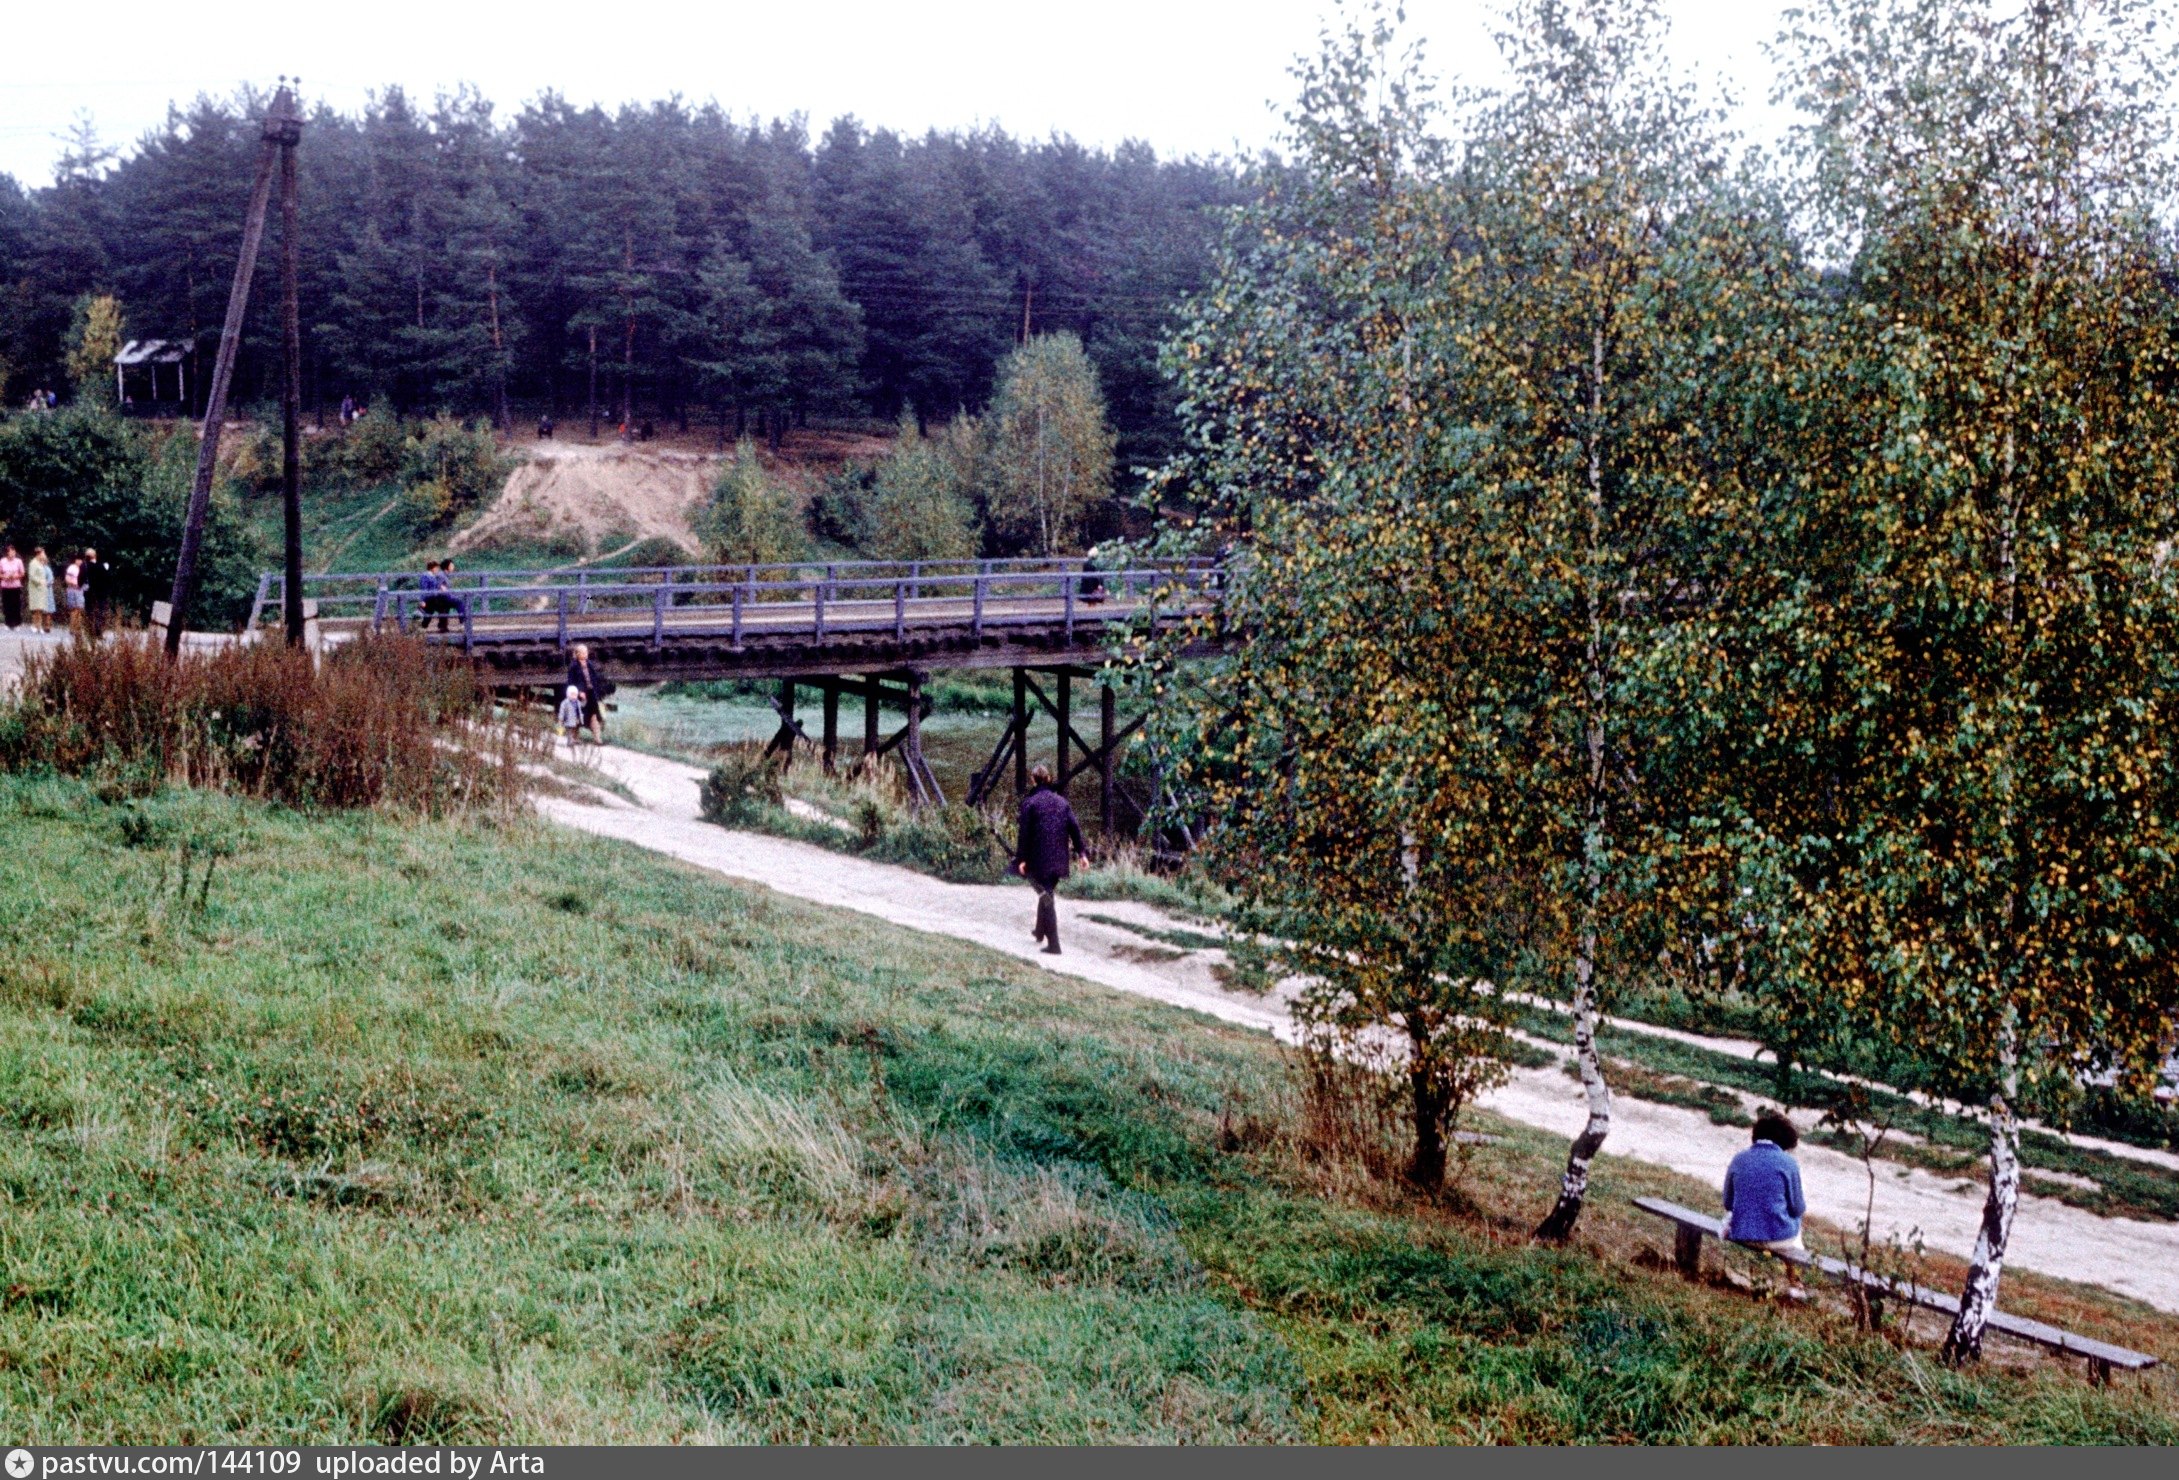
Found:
<box><xmin>1015</xmin><ymin>785</ymin><xmax>1087</xmax><ymax>882</ymax></box>
<box><xmin>567</xmin><ymin>658</ymin><xmax>612</xmax><ymax>702</ymax></box>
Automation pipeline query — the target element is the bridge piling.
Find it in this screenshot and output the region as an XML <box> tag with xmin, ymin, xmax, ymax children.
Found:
<box><xmin>1100</xmin><ymin>684</ymin><xmax>1116</xmax><ymax>834</ymax></box>
<box><xmin>1055</xmin><ymin>669</ymin><xmax>1071</xmax><ymax>793</ymax></box>
<box><xmin>904</xmin><ymin>670</ymin><xmax>930</xmax><ymax>807</ymax></box>
<box><xmin>821</xmin><ymin>681</ymin><xmax>840</xmax><ymax>774</ymax></box>
<box><xmin>1013</xmin><ymin>668</ymin><xmax>1029</xmax><ymax>796</ymax></box>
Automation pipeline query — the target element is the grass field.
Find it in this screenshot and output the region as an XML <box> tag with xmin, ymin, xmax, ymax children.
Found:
<box><xmin>2</xmin><ymin>774</ymin><xmax>2174</xmax><ymax>1442</ymax></box>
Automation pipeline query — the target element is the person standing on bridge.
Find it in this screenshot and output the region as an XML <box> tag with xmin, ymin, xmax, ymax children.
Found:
<box><xmin>1013</xmin><ymin>763</ymin><xmax>1088</xmax><ymax>956</ymax></box>
<box><xmin>566</xmin><ymin>643</ymin><xmax>613</xmax><ymax>745</ymax></box>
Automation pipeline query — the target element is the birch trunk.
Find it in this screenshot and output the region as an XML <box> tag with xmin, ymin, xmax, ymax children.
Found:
<box><xmin>1534</xmin><ymin>914</ymin><xmax>1611</xmax><ymax>1239</ymax></box>
<box><xmin>1943</xmin><ymin>1034</ymin><xmax>2022</xmax><ymax>1362</ymax></box>
<box><xmin>1535</xmin><ymin>320</ymin><xmax>1615</xmax><ymax>1242</ymax></box>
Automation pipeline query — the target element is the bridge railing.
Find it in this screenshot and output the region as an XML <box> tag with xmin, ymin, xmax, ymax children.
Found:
<box><xmin>247</xmin><ymin>556</ymin><xmax>1220</xmax><ymax>656</ymax></box>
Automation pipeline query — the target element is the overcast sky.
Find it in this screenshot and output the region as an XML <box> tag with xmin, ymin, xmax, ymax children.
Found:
<box><xmin>1</xmin><ymin>0</ymin><xmax>1803</xmax><ymax>186</ymax></box>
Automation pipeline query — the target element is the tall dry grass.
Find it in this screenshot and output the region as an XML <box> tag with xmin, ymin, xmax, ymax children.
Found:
<box><xmin>1</xmin><ymin>632</ymin><xmax>538</xmax><ymax>813</ymax></box>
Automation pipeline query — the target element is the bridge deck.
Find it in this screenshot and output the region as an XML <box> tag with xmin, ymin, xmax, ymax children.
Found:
<box><xmin>266</xmin><ymin>557</ymin><xmax>1218</xmax><ymax>682</ymax></box>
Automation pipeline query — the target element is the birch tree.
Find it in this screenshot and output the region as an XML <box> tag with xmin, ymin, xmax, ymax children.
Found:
<box><xmin>1710</xmin><ymin>0</ymin><xmax>2179</xmax><ymax>1361</ymax></box>
<box><xmin>982</xmin><ymin>332</ymin><xmax>1116</xmax><ymax>555</ymax></box>
<box><xmin>1445</xmin><ymin>0</ymin><xmax>1796</xmax><ymax>1240</ymax></box>
<box><xmin>1146</xmin><ymin>1</ymin><xmax>1795</xmax><ymax>1205</ymax></box>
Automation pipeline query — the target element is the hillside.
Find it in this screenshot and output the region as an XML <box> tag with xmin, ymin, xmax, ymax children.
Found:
<box><xmin>246</xmin><ymin>425</ymin><xmax>894</xmax><ymax>577</ymax></box>
<box><xmin>1</xmin><ymin>773</ymin><xmax>2173</xmax><ymax>1443</ymax></box>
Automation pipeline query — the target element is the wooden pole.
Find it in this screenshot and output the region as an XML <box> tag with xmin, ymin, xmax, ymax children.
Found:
<box><xmin>275</xmin><ymin>89</ymin><xmax>306</xmax><ymax>646</ymax></box>
<box><xmin>905</xmin><ymin>670</ymin><xmax>926</xmax><ymax>808</ymax></box>
<box><xmin>863</xmin><ymin>678</ymin><xmax>880</xmax><ymax>760</ymax></box>
<box><xmin>166</xmin><ymin>105</ymin><xmax>282</xmax><ymax>657</ymax></box>
<box><xmin>1055</xmin><ymin>668</ymin><xmax>1071</xmax><ymax>798</ymax></box>
<box><xmin>1013</xmin><ymin>666</ymin><xmax>1029</xmax><ymax>796</ymax></box>
<box><xmin>821</xmin><ymin>679</ymin><xmax>839</xmax><ymax>775</ymax></box>
<box><xmin>1100</xmin><ymin>681</ymin><xmax>1115</xmax><ymax>835</ymax></box>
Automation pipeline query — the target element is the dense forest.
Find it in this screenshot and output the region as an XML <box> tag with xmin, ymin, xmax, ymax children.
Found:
<box><xmin>0</xmin><ymin>90</ymin><xmax>1250</xmax><ymax>475</ymax></box>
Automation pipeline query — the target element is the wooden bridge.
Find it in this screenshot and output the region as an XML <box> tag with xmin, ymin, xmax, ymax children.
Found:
<box><xmin>251</xmin><ymin>557</ymin><xmax>1221</xmax><ymax>825</ymax></box>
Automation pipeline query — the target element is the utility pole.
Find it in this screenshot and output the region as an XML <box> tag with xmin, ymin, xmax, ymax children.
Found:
<box><xmin>168</xmin><ymin>82</ymin><xmax>300</xmax><ymax>657</ymax></box>
<box><xmin>275</xmin><ymin>88</ymin><xmax>306</xmax><ymax>646</ymax></box>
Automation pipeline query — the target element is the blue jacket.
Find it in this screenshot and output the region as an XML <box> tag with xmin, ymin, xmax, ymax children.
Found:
<box><xmin>1723</xmin><ymin>1140</ymin><xmax>1805</xmax><ymax>1243</ymax></box>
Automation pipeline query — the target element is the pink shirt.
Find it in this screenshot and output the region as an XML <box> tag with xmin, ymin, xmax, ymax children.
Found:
<box><xmin>0</xmin><ymin>557</ymin><xmax>23</xmax><ymax>589</ymax></box>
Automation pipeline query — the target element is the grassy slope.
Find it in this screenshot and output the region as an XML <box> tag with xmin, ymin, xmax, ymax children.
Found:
<box><xmin>0</xmin><ymin>776</ymin><xmax>2173</xmax><ymax>1444</ymax></box>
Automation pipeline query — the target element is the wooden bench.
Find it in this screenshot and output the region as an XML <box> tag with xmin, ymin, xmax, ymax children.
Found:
<box><xmin>1633</xmin><ymin>1196</ymin><xmax>2160</xmax><ymax>1384</ymax></box>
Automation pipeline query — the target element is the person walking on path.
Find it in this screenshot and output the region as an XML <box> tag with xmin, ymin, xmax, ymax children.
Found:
<box><xmin>1724</xmin><ymin>1111</ymin><xmax>1810</xmax><ymax>1295</ymax></box>
<box><xmin>566</xmin><ymin>643</ymin><xmax>613</xmax><ymax>745</ymax></box>
<box><xmin>25</xmin><ymin>548</ymin><xmax>53</xmax><ymax>633</ymax></box>
<box><xmin>0</xmin><ymin>545</ymin><xmax>23</xmax><ymax>629</ymax></box>
<box><xmin>1013</xmin><ymin>763</ymin><xmax>1088</xmax><ymax>955</ymax></box>
<box><xmin>556</xmin><ymin>684</ymin><xmax>588</xmax><ymax>751</ymax></box>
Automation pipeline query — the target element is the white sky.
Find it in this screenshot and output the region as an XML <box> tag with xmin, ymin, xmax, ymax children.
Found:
<box><xmin>0</xmin><ymin>0</ymin><xmax>1802</xmax><ymax>186</ymax></box>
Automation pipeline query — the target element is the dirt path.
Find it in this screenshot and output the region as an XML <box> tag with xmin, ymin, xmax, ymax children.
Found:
<box><xmin>542</xmin><ymin>744</ymin><xmax>2179</xmax><ymax>1315</ymax></box>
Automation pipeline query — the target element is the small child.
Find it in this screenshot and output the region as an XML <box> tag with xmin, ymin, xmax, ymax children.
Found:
<box><xmin>557</xmin><ymin>684</ymin><xmax>587</xmax><ymax>748</ymax></box>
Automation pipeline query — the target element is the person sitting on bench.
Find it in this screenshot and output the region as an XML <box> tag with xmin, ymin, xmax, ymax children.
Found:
<box><xmin>1724</xmin><ymin>1111</ymin><xmax>1808</xmax><ymax>1284</ymax></box>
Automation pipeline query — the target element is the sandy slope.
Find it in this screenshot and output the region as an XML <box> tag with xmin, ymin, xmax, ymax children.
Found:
<box><xmin>453</xmin><ymin>444</ymin><xmax>718</xmax><ymax>559</ymax></box>
<box><xmin>542</xmin><ymin>743</ymin><xmax>2179</xmax><ymax>1314</ymax></box>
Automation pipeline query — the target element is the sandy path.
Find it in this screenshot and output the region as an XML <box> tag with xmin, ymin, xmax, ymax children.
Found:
<box><xmin>543</xmin><ymin>744</ymin><xmax>2179</xmax><ymax>1315</ymax></box>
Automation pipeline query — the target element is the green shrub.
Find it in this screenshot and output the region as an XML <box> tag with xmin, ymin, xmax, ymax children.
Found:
<box><xmin>864</xmin><ymin>414</ymin><xmax>980</xmax><ymax>561</ymax></box>
<box><xmin>807</xmin><ymin>464</ymin><xmax>874</xmax><ymax>550</ymax></box>
<box><xmin>700</xmin><ymin>751</ymin><xmax>785</xmax><ymax>826</ymax></box>
<box><xmin>330</xmin><ymin>401</ymin><xmax>408</xmax><ymax>485</ymax></box>
<box><xmin>864</xmin><ymin>803</ymin><xmax>1007</xmax><ymax>883</ymax></box>
<box><xmin>700</xmin><ymin>441</ymin><xmax>808</xmax><ymax>564</ymax></box>
<box><xmin>398</xmin><ymin>416</ymin><xmax>514</xmax><ymax>531</ymax></box>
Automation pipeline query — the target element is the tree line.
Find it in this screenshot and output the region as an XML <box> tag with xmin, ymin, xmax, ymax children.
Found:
<box><xmin>0</xmin><ymin>90</ymin><xmax>1247</xmax><ymax>477</ymax></box>
<box><xmin>1149</xmin><ymin>0</ymin><xmax>2179</xmax><ymax>1364</ymax></box>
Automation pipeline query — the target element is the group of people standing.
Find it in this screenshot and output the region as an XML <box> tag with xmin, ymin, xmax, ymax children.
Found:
<box><xmin>0</xmin><ymin>545</ymin><xmax>108</xmax><ymax>634</ymax></box>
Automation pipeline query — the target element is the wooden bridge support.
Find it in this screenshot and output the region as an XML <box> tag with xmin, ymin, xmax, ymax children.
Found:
<box><xmin>766</xmin><ymin>671</ymin><xmax>942</xmax><ymax>806</ymax></box>
<box><xmin>967</xmin><ymin>664</ymin><xmax>1147</xmax><ymax>836</ymax></box>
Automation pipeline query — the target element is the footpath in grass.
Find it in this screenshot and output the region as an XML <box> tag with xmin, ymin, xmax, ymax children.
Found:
<box><xmin>0</xmin><ymin>774</ymin><xmax>2173</xmax><ymax>1443</ymax></box>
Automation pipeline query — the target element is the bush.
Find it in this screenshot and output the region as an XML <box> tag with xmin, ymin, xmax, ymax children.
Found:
<box><xmin>864</xmin><ymin>413</ymin><xmax>981</xmax><ymax>561</ymax></box>
<box><xmin>227</xmin><ymin>419</ymin><xmax>321</xmax><ymax>496</ymax></box>
<box><xmin>330</xmin><ymin>401</ymin><xmax>408</xmax><ymax>485</ymax></box>
<box><xmin>807</xmin><ymin>464</ymin><xmax>874</xmax><ymax>550</ymax></box>
<box><xmin>695</xmin><ymin>747</ymin><xmax>1008</xmax><ymax>882</ymax></box>
<box><xmin>864</xmin><ymin>803</ymin><xmax>1008</xmax><ymax>883</ymax></box>
<box><xmin>398</xmin><ymin>416</ymin><xmax>514</xmax><ymax>531</ymax></box>
<box><xmin>699</xmin><ymin>441</ymin><xmax>808</xmax><ymax>565</ymax></box>
<box><xmin>699</xmin><ymin>751</ymin><xmax>785</xmax><ymax>826</ymax></box>
<box><xmin>1</xmin><ymin>632</ymin><xmax>536</xmax><ymax>814</ymax></box>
